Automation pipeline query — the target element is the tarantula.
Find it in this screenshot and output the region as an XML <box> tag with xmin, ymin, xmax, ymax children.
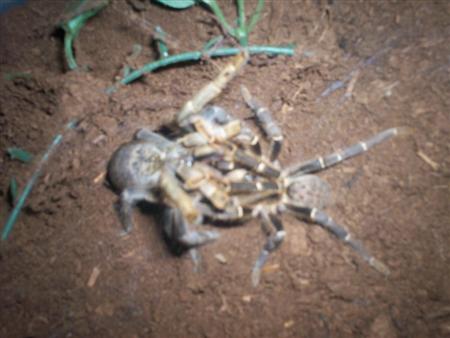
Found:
<box><xmin>108</xmin><ymin>52</ymin><xmax>404</xmax><ymax>286</ymax></box>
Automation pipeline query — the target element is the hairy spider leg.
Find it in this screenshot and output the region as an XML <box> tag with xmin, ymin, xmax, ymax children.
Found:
<box><xmin>203</xmin><ymin>141</ymin><xmax>281</xmax><ymax>178</ymax></box>
<box><xmin>177</xmin><ymin>52</ymin><xmax>248</xmax><ymax>127</ymax></box>
<box><xmin>232</xmin><ymin>149</ymin><xmax>281</xmax><ymax>177</ymax></box>
<box><xmin>180</xmin><ymin>110</ymin><xmax>262</xmax><ymax>161</ymax></box>
<box><xmin>251</xmin><ymin>207</ymin><xmax>286</xmax><ymax>286</ymax></box>
<box><xmin>228</xmin><ymin>180</ymin><xmax>279</xmax><ymax>194</ymax></box>
<box><xmin>162</xmin><ymin>205</ymin><xmax>219</xmax><ymax>249</ymax></box>
<box><xmin>285</xmin><ymin>127</ymin><xmax>403</xmax><ymax>177</ymax></box>
<box><xmin>241</xmin><ymin>85</ymin><xmax>283</xmax><ymax>162</ymax></box>
<box><xmin>282</xmin><ymin>204</ymin><xmax>390</xmax><ymax>276</ymax></box>
<box><xmin>197</xmin><ymin>105</ymin><xmax>262</xmax><ymax>155</ymax></box>
<box><xmin>159</xmin><ymin>169</ymin><xmax>200</xmax><ymax>224</ymax></box>
<box><xmin>200</xmin><ymin>201</ymin><xmax>245</xmax><ymax>223</ymax></box>
<box><xmin>119</xmin><ymin>188</ymin><xmax>158</xmax><ymax>235</ymax></box>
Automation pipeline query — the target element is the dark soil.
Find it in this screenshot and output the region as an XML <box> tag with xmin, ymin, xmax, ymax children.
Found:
<box><xmin>1</xmin><ymin>1</ymin><xmax>449</xmax><ymax>337</ymax></box>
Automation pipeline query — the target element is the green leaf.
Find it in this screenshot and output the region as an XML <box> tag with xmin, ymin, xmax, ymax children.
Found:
<box><xmin>7</xmin><ymin>147</ymin><xmax>33</xmax><ymax>163</ymax></box>
<box><xmin>153</xmin><ymin>0</ymin><xmax>197</xmax><ymax>9</ymax></box>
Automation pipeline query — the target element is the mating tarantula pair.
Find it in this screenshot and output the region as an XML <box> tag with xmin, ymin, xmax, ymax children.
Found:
<box><xmin>108</xmin><ymin>53</ymin><xmax>402</xmax><ymax>285</ymax></box>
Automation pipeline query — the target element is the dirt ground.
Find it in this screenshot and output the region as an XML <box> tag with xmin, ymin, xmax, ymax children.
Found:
<box><xmin>1</xmin><ymin>0</ymin><xmax>449</xmax><ymax>337</ymax></box>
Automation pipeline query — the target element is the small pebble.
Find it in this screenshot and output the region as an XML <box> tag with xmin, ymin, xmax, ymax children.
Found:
<box><xmin>284</xmin><ymin>320</ymin><xmax>295</xmax><ymax>329</ymax></box>
<box><xmin>87</xmin><ymin>266</ymin><xmax>101</xmax><ymax>288</ymax></box>
<box><xmin>68</xmin><ymin>191</ymin><xmax>79</xmax><ymax>199</ymax></box>
<box><xmin>215</xmin><ymin>253</ymin><xmax>227</xmax><ymax>264</ymax></box>
<box><xmin>242</xmin><ymin>295</ymin><xmax>252</xmax><ymax>303</ymax></box>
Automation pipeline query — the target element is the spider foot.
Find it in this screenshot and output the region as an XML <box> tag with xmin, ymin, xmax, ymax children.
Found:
<box><xmin>178</xmin><ymin>230</ymin><xmax>220</xmax><ymax>248</ymax></box>
<box><xmin>251</xmin><ymin>249</ymin><xmax>269</xmax><ymax>287</ymax></box>
<box><xmin>189</xmin><ymin>248</ymin><xmax>202</xmax><ymax>273</ymax></box>
<box><xmin>119</xmin><ymin>228</ymin><xmax>131</xmax><ymax>237</ymax></box>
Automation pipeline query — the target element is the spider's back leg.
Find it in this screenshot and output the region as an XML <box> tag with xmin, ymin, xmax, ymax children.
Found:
<box><xmin>251</xmin><ymin>207</ymin><xmax>286</xmax><ymax>287</ymax></box>
<box><xmin>283</xmin><ymin>204</ymin><xmax>390</xmax><ymax>276</ymax></box>
<box><xmin>285</xmin><ymin>127</ymin><xmax>408</xmax><ymax>177</ymax></box>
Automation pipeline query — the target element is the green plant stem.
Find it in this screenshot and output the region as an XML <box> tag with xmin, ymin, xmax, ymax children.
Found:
<box><xmin>116</xmin><ymin>45</ymin><xmax>294</xmax><ymax>86</ymax></box>
<box><xmin>247</xmin><ymin>0</ymin><xmax>265</xmax><ymax>34</ymax></box>
<box><xmin>2</xmin><ymin>121</ymin><xmax>77</xmax><ymax>241</ymax></box>
<box><xmin>201</xmin><ymin>0</ymin><xmax>234</xmax><ymax>38</ymax></box>
<box><xmin>202</xmin><ymin>36</ymin><xmax>223</xmax><ymax>52</ymax></box>
<box><xmin>64</xmin><ymin>32</ymin><xmax>78</xmax><ymax>70</ymax></box>
<box><xmin>236</xmin><ymin>0</ymin><xmax>248</xmax><ymax>46</ymax></box>
<box><xmin>154</xmin><ymin>26</ymin><xmax>169</xmax><ymax>58</ymax></box>
<box><xmin>9</xmin><ymin>178</ymin><xmax>18</xmax><ymax>206</ymax></box>
<box><xmin>62</xmin><ymin>6</ymin><xmax>107</xmax><ymax>70</ymax></box>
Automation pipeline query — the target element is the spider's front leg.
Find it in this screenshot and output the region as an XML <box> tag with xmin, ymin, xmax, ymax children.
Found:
<box><xmin>241</xmin><ymin>85</ymin><xmax>283</xmax><ymax>162</ymax></box>
<box><xmin>117</xmin><ymin>188</ymin><xmax>158</xmax><ymax>235</ymax></box>
<box><xmin>162</xmin><ymin>206</ymin><xmax>217</xmax><ymax>249</ymax></box>
<box><xmin>224</xmin><ymin>147</ymin><xmax>282</xmax><ymax>178</ymax></box>
<box><xmin>178</xmin><ymin>106</ymin><xmax>262</xmax><ymax>160</ymax></box>
<box><xmin>177</xmin><ymin>52</ymin><xmax>248</xmax><ymax>127</ymax></box>
<box><xmin>160</xmin><ymin>169</ymin><xmax>219</xmax><ymax>248</ymax></box>
<box><xmin>162</xmin><ymin>207</ymin><xmax>203</xmax><ymax>272</ymax></box>
<box><xmin>177</xmin><ymin>106</ymin><xmax>244</xmax><ymax>161</ymax></box>
<box><xmin>202</xmin><ymin>105</ymin><xmax>263</xmax><ymax>155</ymax></box>
<box><xmin>285</xmin><ymin>127</ymin><xmax>407</xmax><ymax>177</ymax></box>
<box><xmin>282</xmin><ymin>203</ymin><xmax>390</xmax><ymax>276</ymax></box>
<box><xmin>176</xmin><ymin>161</ymin><xmax>230</xmax><ymax>210</ymax></box>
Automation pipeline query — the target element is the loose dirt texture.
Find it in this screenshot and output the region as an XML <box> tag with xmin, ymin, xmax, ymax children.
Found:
<box><xmin>1</xmin><ymin>1</ymin><xmax>449</xmax><ymax>337</ymax></box>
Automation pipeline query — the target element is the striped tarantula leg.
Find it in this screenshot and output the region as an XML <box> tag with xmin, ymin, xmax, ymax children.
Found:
<box><xmin>177</xmin><ymin>52</ymin><xmax>248</xmax><ymax>127</ymax></box>
<box><xmin>234</xmin><ymin>149</ymin><xmax>281</xmax><ymax>178</ymax></box>
<box><xmin>190</xmin><ymin>114</ymin><xmax>243</xmax><ymax>144</ymax></box>
<box><xmin>163</xmin><ymin>207</ymin><xmax>200</xmax><ymax>271</ymax></box>
<box><xmin>163</xmin><ymin>207</ymin><xmax>219</xmax><ymax>249</ymax></box>
<box><xmin>252</xmin><ymin>208</ymin><xmax>286</xmax><ymax>287</ymax></box>
<box><xmin>235</xmin><ymin>126</ymin><xmax>263</xmax><ymax>156</ymax></box>
<box><xmin>199</xmin><ymin>106</ymin><xmax>262</xmax><ymax>155</ymax></box>
<box><xmin>228</xmin><ymin>180</ymin><xmax>279</xmax><ymax>194</ymax></box>
<box><xmin>200</xmin><ymin>105</ymin><xmax>233</xmax><ymax>125</ymax></box>
<box><xmin>197</xmin><ymin>199</ymin><xmax>245</xmax><ymax>223</ymax></box>
<box><xmin>177</xmin><ymin>132</ymin><xmax>224</xmax><ymax>159</ymax></box>
<box><xmin>241</xmin><ymin>85</ymin><xmax>283</xmax><ymax>162</ymax></box>
<box><xmin>285</xmin><ymin>204</ymin><xmax>390</xmax><ymax>275</ymax></box>
<box><xmin>285</xmin><ymin>127</ymin><xmax>406</xmax><ymax>177</ymax></box>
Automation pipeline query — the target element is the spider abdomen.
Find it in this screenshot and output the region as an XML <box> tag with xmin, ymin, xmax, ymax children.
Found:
<box><xmin>286</xmin><ymin>175</ymin><xmax>331</xmax><ymax>209</ymax></box>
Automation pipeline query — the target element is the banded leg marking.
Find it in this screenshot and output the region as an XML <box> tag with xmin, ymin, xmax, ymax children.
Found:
<box><xmin>286</xmin><ymin>128</ymin><xmax>401</xmax><ymax>176</ymax></box>
<box><xmin>191</xmin><ymin>115</ymin><xmax>242</xmax><ymax>143</ymax></box>
<box><xmin>234</xmin><ymin>149</ymin><xmax>281</xmax><ymax>178</ymax></box>
<box><xmin>234</xmin><ymin>126</ymin><xmax>262</xmax><ymax>156</ymax></box>
<box><xmin>241</xmin><ymin>85</ymin><xmax>284</xmax><ymax>162</ymax></box>
<box><xmin>285</xmin><ymin>204</ymin><xmax>390</xmax><ymax>275</ymax></box>
<box><xmin>199</xmin><ymin>105</ymin><xmax>263</xmax><ymax>156</ymax></box>
<box><xmin>199</xmin><ymin>200</ymin><xmax>245</xmax><ymax>223</ymax></box>
<box><xmin>177</xmin><ymin>52</ymin><xmax>248</xmax><ymax>126</ymax></box>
